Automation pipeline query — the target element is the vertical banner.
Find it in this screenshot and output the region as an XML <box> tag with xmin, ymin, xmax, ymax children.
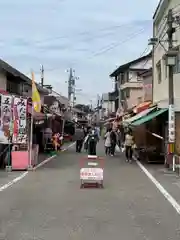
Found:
<box><xmin>0</xmin><ymin>95</ymin><xmax>13</xmax><ymax>144</ymax></box>
<box><xmin>12</xmin><ymin>97</ymin><xmax>27</xmax><ymax>144</ymax></box>
<box><xmin>168</xmin><ymin>104</ymin><xmax>175</xmax><ymax>143</ymax></box>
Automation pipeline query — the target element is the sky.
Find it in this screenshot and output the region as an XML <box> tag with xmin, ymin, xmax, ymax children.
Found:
<box><xmin>0</xmin><ymin>0</ymin><xmax>159</xmax><ymax>105</ymax></box>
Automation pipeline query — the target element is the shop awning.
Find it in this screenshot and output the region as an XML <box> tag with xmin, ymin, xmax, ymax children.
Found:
<box><xmin>123</xmin><ymin>107</ymin><xmax>156</xmax><ymax>126</ymax></box>
<box><xmin>133</xmin><ymin>101</ymin><xmax>152</xmax><ymax>114</ymax></box>
<box><xmin>131</xmin><ymin>108</ymin><xmax>168</xmax><ymax>127</ymax></box>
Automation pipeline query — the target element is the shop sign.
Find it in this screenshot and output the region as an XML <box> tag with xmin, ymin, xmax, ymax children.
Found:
<box><xmin>168</xmin><ymin>104</ymin><xmax>175</xmax><ymax>142</ymax></box>
<box><xmin>80</xmin><ymin>168</ymin><xmax>103</xmax><ymax>181</ymax></box>
<box><xmin>12</xmin><ymin>97</ymin><xmax>27</xmax><ymax>144</ymax></box>
<box><xmin>0</xmin><ymin>95</ymin><xmax>13</xmax><ymax>144</ymax></box>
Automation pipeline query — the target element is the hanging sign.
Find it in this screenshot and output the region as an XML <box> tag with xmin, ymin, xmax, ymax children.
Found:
<box><xmin>12</xmin><ymin>97</ymin><xmax>27</xmax><ymax>144</ymax></box>
<box><xmin>0</xmin><ymin>95</ymin><xmax>13</xmax><ymax>144</ymax></box>
<box><xmin>168</xmin><ymin>104</ymin><xmax>175</xmax><ymax>143</ymax></box>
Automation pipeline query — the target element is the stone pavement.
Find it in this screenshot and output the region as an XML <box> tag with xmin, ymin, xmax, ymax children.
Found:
<box><xmin>0</xmin><ymin>141</ymin><xmax>180</xmax><ymax>239</ymax></box>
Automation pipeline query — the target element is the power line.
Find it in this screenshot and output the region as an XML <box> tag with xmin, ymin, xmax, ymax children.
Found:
<box><xmin>38</xmin><ymin>28</ymin><xmax>148</xmax><ymax>73</ymax></box>
<box><xmin>27</xmin><ymin>21</ymin><xmax>148</xmax><ymax>45</ymax></box>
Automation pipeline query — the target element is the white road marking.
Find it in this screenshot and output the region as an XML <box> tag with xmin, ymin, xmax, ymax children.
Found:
<box><xmin>33</xmin><ymin>142</ymin><xmax>75</xmax><ymax>170</ymax></box>
<box><xmin>0</xmin><ymin>172</ymin><xmax>28</xmax><ymax>192</ymax></box>
<box><xmin>0</xmin><ymin>142</ymin><xmax>75</xmax><ymax>192</ymax></box>
<box><xmin>137</xmin><ymin>160</ymin><xmax>180</xmax><ymax>215</ymax></box>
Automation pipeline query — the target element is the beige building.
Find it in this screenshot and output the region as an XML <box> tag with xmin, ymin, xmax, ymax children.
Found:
<box><xmin>110</xmin><ymin>53</ymin><xmax>152</xmax><ymax>111</ymax></box>
<box><xmin>0</xmin><ymin>59</ymin><xmax>48</xmax><ymax>102</ymax></box>
<box><xmin>153</xmin><ymin>0</ymin><xmax>180</xmax><ymax>108</ymax></box>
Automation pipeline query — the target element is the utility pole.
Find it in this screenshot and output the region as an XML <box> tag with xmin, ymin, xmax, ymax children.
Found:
<box><xmin>40</xmin><ymin>65</ymin><xmax>44</xmax><ymax>87</ymax></box>
<box><xmin>68</xmin><ymin>68</ymin><xmax>74</xmax><ymax>107</ymax></box>
<box><xmin>166</xmin><ymin>9</ymin><xmax>177</xmax><ymax>166</ymax></box>
<box><xmin>167</xmin><ymin>9</ymin><xmax>174</xmax><ymax>106</ymax></box>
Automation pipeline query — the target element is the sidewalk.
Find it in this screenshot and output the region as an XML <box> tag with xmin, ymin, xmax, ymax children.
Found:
<box><xmin>142</xmin><ymin>163</ymin><xmax>180</xmax><ymax>205</ymax></box>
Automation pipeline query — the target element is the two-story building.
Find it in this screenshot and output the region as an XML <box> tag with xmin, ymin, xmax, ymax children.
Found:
<box><xmin>109</xmin><ymin>53</ymin><xmax>152</xmax><ymax>113</ymax></box>
<box><xmin>0</xmin><ymin>59</ymin><xmax>48</xmax><ymax>102</ymax></box>
<box><xmin>153</xmin><ymin>0</ymin><xmax>180</xmax><ymax>107</ymax></box>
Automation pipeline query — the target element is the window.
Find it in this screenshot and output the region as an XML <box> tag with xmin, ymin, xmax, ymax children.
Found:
<box><xmin>6</xmin><ymin>79</ymin><xmax>20</xmax><ymax>95</ymax></box>
<box><xmin>126</xmin><ymin>89</ymin><xmax>130</xmax><ymax>98</ymax></box>
<box><xmin>156</xmin><ymin>60</ymin><xmax>161</xmax><ymax>84</ymax></box>
<box><xmin>174</xmin><ymin>52</ymin><xmax>180</xmax><ymax>74</ymax></box>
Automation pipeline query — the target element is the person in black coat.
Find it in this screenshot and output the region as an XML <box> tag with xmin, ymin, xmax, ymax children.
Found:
<box><xmin>110</xmin><ymin>129</ymin><xmax>117</xmax><ymax>156</ymax></box>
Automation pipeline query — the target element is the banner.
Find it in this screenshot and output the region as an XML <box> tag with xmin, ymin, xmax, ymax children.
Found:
<box><xmin>12</xmin><ymin>97</ymin><xmax>27</xmax><ymax>144</ymax></box>
<box><xmin>0</xmin><ymin>95</ymin><xmax>13</xmax><ymax>144</ymax></box>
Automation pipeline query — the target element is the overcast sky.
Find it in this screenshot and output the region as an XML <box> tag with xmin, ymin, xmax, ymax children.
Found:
<box><xmin>0</xmin><ymin>0</ymin><xmax>159</xmax><ymax>105</ymax></box>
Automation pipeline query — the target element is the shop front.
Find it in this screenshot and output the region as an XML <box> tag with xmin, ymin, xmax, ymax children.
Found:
<box><xmin>123</xmin><ymin>107</ymin><xmax>168</xmax><ymax>164</ymax></box>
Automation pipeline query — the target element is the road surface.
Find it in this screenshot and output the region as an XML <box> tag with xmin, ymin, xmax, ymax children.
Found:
<box><xmin>0</xmin><ymin>141</ymin><xmax>180</xmax><ymax>239</ymax></box>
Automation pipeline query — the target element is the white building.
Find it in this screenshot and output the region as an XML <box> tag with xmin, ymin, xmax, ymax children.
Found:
<box><xmin>101</xmin><ymin>93</ymin><xmax>115</xmax><ymax>118</ymax></box>
<box><xmin>110</xmin><ymin>53</ymin><xmax>152</xmax><ymax>111</ymax></box>
<box><xmin>153</xmin><ymin>0</ymin><xmax>180</xmax><ymax>108</ymax></box>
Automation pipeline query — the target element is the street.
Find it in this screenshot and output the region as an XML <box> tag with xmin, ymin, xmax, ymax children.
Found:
<box><xmin>0</xmin><ymin>142</ymin><xmax>180</xmax><ymax>240</ymax></box>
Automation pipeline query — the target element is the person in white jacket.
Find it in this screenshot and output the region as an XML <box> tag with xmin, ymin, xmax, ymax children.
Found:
<box><xmin>104</xmin><ymin>128</ymin><xmax>111</xmax><ymax>155</ymax></box>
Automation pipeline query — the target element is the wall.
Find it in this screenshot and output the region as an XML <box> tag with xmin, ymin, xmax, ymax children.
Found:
<box><xmin>143</xmin><ymin>74</ymin><xmax>152</xmax><ymax>101</ymax></box>
<box><xmin>126</xmin><ymin>88</ymin><xmax>144</xmax><ymax>109</ymax></box>
<box><xmin>102</xmin><ymin>100</ymin><xmax>115</xmax><ymax>117</ymax></box>
<box><xmin>153</xmin><ymin>0</ymin><xmax>180</xmax><ymax>103</ymax></box>
<box><xmin>0</xmin><ymin>71</ymin><xmax>7</xmax><ymax>90</ymax></box>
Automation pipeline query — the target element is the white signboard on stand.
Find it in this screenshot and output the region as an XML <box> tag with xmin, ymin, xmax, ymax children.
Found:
<box><xmin>80</xmin><ymin>168</ymin><xmax>103</xmax><ymax>181</ymax></box>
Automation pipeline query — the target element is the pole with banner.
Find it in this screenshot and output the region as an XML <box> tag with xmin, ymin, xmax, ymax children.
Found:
<box><xmin>29</xmin><ymin>105</ymin><xmax>33</xmax><ymax>169</ymax></box>
<box><xmin>29</xmin><ymin>71</ymin><xmax>42</xmax><ymax>169</ymax></box>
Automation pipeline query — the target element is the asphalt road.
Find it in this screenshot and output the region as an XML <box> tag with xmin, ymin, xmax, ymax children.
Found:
<box><xmin>0</xmin><ymin>142</ymin><xmax>180</xmax><ymax>240</ymax></box>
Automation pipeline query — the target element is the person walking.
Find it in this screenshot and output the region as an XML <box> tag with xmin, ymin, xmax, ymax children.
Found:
<box><xmin>110</xmin><ymin>129</ymin><xmax>117</xmax><ymax>156</ymax></box>
<box><xmin>104</xmin><ymin>128</ymin><xmax>111</xmax><ymax>155</ymax></box>
<box><xmin>88</xmin><ymin>127</ymin><xmax>99</xmax><ymax>155</ymax></box>
<box><xmin>75</xmin><ymin>126</ymin><xmax>85</xmax><ymax>153</ymax></box>
<box><xmin>124</xmin><ymin>129</ymin><xmax>134</xmax><ymax>162</ymax></box>
<box><xmin>116</xmin><ymin>128</ymin><xmax>122</xmax><ymax>151</ymax></box>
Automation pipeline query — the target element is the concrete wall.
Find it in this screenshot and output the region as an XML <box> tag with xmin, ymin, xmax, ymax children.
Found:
<box><xmin>153</xmin><ymin>0</ymin><xmax>180</xmax><ymax>103</ymax></box>
<box><xmin>126</xmin><ymin>88</ymin><xmax>144</xmax><ymax>109</ymax></box>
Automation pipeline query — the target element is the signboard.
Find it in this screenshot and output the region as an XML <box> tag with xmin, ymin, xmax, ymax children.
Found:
<box><xmin>0</xmin><ymin>95</ymin><xmax>13</xmax><ymax>144</ymax></box>
<box><xmin>168</xmin><ymin>104</ymin><xmax>175</xmax><ymax>142</ymax></box>
<box><xmin>12</xmin><ymin>97</ymin><xmax>27</xmax><ymax>144</ymax></box>
<box><xmin>80</xmin><ymin>168</ymin><xmax>103</xmax><ymax>181</ymax></box>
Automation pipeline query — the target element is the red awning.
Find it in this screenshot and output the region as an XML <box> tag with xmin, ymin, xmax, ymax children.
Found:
<box><xmin>27</xmin><ymin>105</ymin><xmax>46</xmax><ymax>120</ymax></box>
<box><xmin>133</xmin><ymin>101</ymin><xmax>152</xmax><ymax>114</ymax></box>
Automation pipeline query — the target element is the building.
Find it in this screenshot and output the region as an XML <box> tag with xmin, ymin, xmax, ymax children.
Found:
<box><xmin>153</xmin><ymin>0</ymin><xmax>180</xmax><ymax>107</ymax></box>
<box><xmin>0</xmin><ymin>59</ymin><xmax>48</xmax><ymax>101</ymax></box>
<box><xmin>110</xmin><ymin>53</ymin><xmax>152</xmax><ymax>112</ymax></box>
<box><xmin>140</xmin><ymin>68</ymin><xmax>152</xmax><ymax>102</ymax></box>
<box><xmin>101</xmin><ymin>93</ymin><xmax>115</xmax><ymax>118</ymax></box>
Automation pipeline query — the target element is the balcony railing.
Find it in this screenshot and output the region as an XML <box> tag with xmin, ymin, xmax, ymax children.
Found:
<box><xmin>120</xmin><ymin>81</ymin><xmax>143</xmax><ymax>90</ymax></box>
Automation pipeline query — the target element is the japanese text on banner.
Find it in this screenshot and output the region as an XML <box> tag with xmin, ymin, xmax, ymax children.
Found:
<box><xmin>12</xmin><ymin>97</ymin><xmax>27</xmax><ymax>144</ymax></box>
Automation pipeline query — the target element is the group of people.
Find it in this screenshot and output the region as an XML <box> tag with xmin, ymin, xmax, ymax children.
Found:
<box><xmin>75</xmin><ymin>125</ymin><xmax>100</xmax><ymax>155</ymax></box>
<box><xmin>104</xmin><ymin>127</ymin><xmax>135</xmax><ymax>162</ymax></box>
<box><xmin>75</xmin><ymin>123</ymin><xmax>135</xmax><ymax>162</ymax></box>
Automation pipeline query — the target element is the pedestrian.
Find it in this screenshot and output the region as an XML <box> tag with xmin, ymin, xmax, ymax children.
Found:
<box><xmin>104</xmin><ymin>128</ymin><xmax>111</xmax><ymax>155</ymax></box>
<box><xmin>88</xmin><ymin>127</ymin><xmax>99</xmax><ymax>155</ymax></box>
<box><xmin>116</xmin><ymin>128</ymin><xmax>122</xmax><ymax>151</ymax></box>
<box><xmin>110</xmin><ymin>129</ymin><xmax>117</xmax><ymax>156</ymax></box>
<box><xmin>124</xmin><ymin>129</ymin><xmax>134</xmax><ymax>163</ymax></box>
<box><xmin>75</xmin><ymin>125</ymin><xmax>85</xmax><ymax>153</ymax></box>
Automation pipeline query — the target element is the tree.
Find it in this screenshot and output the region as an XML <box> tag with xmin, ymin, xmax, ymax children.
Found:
<box><xmin>74</xmin><ymin>104</ymin><xmax>92</xmax><ymax>113</ymax></box>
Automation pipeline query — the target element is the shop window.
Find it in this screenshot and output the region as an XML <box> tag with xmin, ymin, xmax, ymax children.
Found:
<box><xmin>156</xmin><ymin>60</ymin><xmax>161</xmax><ymax>84</ymax></box>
